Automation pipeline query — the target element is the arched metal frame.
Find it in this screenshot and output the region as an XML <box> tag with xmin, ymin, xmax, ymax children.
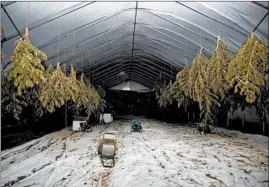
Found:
<box><xmin>1</xmin><ymin>2</ymin><xmax>268</xmax><ymax>88</ymax></box>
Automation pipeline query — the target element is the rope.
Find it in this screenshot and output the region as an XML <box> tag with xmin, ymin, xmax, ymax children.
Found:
<box><xmin>63</xmin><ymin>64</ymin><xmax>68</xmax><ymax>128</ymax></box>
<box><xmin>251</xmin><ymin>2</ymin><xmax>254</xmax><ymax>32</ymax></box>
<box><xmin>82</xmin><ymin>53</ymin><xmax>84</xmax><ymax>72</ymax></box>
<box><xmin>49</xmin><ymin>44</ymin><xmax>53</xmax><ymax>65</ymax></box>
<box><xmin>218</xmin><ymin>21</ymin><xmax>220</xmax><ymax>40</ymax></box>
<box><xmin>72</xmin><ymin>10</ymin><xmax>76</xmax><ymax>66</ymax></box>
<box><xmin>57</xmin><ymin>19</ymin><xmax>61</xmax><ymax>64</ymax></box>
<box><xmin>170</xmin><ymin>64</ymin><xmax>172</xmax><ymax>83</ymax></box>
<box><xmin>26</xmin><ymin>2</ymin><xmax>30</xmax><ymax>28</ymax></box>
<box><xmin>55</xmin><ymin>18</ymin><xmax>67</xmax><ymax>127</ymax></box>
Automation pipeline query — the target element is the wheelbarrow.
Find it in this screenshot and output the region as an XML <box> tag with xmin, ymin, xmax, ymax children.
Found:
<box><xmin>98</xmin><ymin>132</ymin><xmax>118</xmax><ymax>167</ymax></box>
<box><xmin>131</xmin><ymin>120</ymin><xmax>142</xmax><ymax>132</ymax></box>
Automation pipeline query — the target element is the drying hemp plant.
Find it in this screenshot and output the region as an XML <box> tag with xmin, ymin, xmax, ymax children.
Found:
<box><xmin>207</xmin><ymin>38</ymin><xmax>231</xmax><ymax>99</ymax></box>
<box><xmin>188</xmin><ymin>48</ymin><xmax>219</xmax><ymax>124</ymax></box>
<box><xmin>96</xmin><ymin>85</ymin><xmax>107</xmax><ymax>115</ymax></box>
<box><xmin>153</xmin><ymin>73</ymin><xmax>165</xmax><ymax>100</ymax></box>
<box><xmin>8</xmin><ymin>27</ymin><xmax>47</xmax><ymax>96</ymax></box>
<box><xmin>255</xmin><ymin>74</ymin><xmax>269</xmax><ymax>132</ymax></box>
<box><xmin>75</xmin><ymin>73</ymin><xmax>92</xmax><ymax>109</ymax></box>
<box><xmin>86</xmin><ymin>85</ymin><xmax>101</xmax><ymax>117</ymax></box>
<box><xmin>225</xmin><ymin>32</ymin><xmax>269</xmax><ymax>103</ymax></box>
<box><xmin>158</xmin><ymin>81</ymin><xmax>174</xmax><ymax>108</ymax></box>
<box><xmin>97</xmin><ymin>85</ymin><xmax>106</xmax><ymax>99</ymax></box>
<box><xmin>39</xmin><ymin>63</ymin><xmax>74</xmax><ymax>112</ymax></box>
<box><xmin>68</xmin><ymin>65</ymin><xmax>79</xmax><ymax>103</ymax></box>
<box><xmin>1</xmin><ymin>70</ymin><xmax>27</xmax><ymax>120</ymax></box>
<box><xmin>171</xmin><ymin>59</ymin><xmax>193</xmax><ymax>109</ymax></box>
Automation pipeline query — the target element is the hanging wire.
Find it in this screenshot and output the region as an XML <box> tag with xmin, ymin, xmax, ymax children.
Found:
<box><xmin>56</xmin><ymin>18</ymin><xmax>67</xmax><ymax>127</ymax></box>
<box><xmin>217</xmin><ymin>21</ymin><xmax>221</xmax><ymax>49</ymax></box>
<box><xmin>57</xmin><ymin>21</ymin><xmax>61</xmax><ymax>64</ymax></box>
<box><xmin>218</xmin><ymin>21</ymin><xmax>220</xmax><ymax>41</ymax></box>
<box><xmin>170</xmin><ymin>64</ymin><xmax>172</xmax><ymax>84</ymax></box>
<box><xmin>82</xmin><ymin>53</ymin><xmax>84</xmax><ymax>74</ymax></box>
<box><xmin>26</xmin><ymin>2</ymin><xmax>30</xmax><ymax>28</ymax></box>
<box><xmin>251</xmin><ymin>2</ymin><xmax>254</xmax><ymax>32</ymax></box>
<box><xmin>63</xmin><ymin>64</ymin><xmax>68</xmax><ymax>128</ymax></box>
<box><xmin>72</xmin><ymin>10</ymin><xmax>76</xmax><ymax>66</ymax></box>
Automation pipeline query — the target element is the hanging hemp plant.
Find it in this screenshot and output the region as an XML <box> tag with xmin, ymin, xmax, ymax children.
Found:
<box><xmin>75</xmin><ymin>73</ymin><xmax>91</xmax><ymax>109</ymax></box>
<box><xmin>1</xmin><ymin>27</ymin><xmax>4</xmax><ymax>61</ymax></box>
<box><xmin>1</xmin><ymin>70</ymin><xmax>27</xmax><ymax>120</ymax></box>
<box><xmin>153</xmin><ymin>73</ymin><xmax>165</xmax><ymax>100</ymax></box>
<box><xmin>207</xmin><ymin>38</ymin><xmax>231</xmax><ymax>100</ymax></box>
<box><xmin>68</xmin><ymin>65</ymin><xmax>79</xmax><ymax>103</ymax></box>
<box><xmin>158</xmin><ymin>81</ymin><xmax>174</xmax><ymax>108</ymax></box>
<box><xmin>96</xmin><ymin>85</ymin><xmax>107</xmax><ymax>114</ymax></box>
<box><xmin>97</xmin><ymin>85</ymin><xmax>106</xmax><ymax>99</ymax></box>
<box><xmin>188</xmin><ymin>48</ymin><xmax>219</xmax><ymax>123</ymax></box>
<box><xmin>225</xmin><ymin>32</ymin><xmax>269</xmax><ymax>103</ymax></box>
<box><xmin>39</xmin><ymin>63</ymin><xmax>73</xmax><ymax>113</ymax></box>
<box><xmin>8</xmin><ymin>27</ymin><xmax>47</xmax><ymax>96</ymax></box>
<box><xmin>171</xmin><ymin>58</ymin><xmax>193</xmax><ymax>109</ymax></box>
<box><xmin>74</xmin><ymin>73</ymin><xmax>101</xmax><ymax>116</ymax></box>
<box><xmin>255</xmin><ymin>74</ymin><xmax>269</xmax><ymax>130</ymax></box>
<box><xmin>85</xmin><ymin>86</ymin><xmax>100</xmax><ymax>116</ymax></box>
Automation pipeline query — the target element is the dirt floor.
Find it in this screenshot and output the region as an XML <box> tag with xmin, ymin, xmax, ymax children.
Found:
<box><xmin>1</xmin><ymin>118</ymin><xmax>268</xmax><ymax>187</ymax></box>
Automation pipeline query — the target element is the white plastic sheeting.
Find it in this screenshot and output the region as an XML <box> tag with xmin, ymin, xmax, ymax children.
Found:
<box><xmin>1</xmin><ymin>2</ymin><xmax>268</xmax><ymax>87</ymax></box>
<box><xmin>230</xmin><ymin>106</ymin><xmax>261</xmax><ymax>124</ymax></box>
<box><xmin>109</xmin><ymin>80</ymin><xmax>152</xmax><ymax>92</ymax></box>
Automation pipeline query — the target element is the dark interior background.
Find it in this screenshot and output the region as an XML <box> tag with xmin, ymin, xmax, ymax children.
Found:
<box><xmin>1</xmin><ymin>89</ymin><xmax>268</xmax><ymax>151</ymax></box>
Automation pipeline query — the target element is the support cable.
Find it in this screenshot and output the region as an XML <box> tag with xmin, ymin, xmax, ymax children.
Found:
<box><xmin>1</xmin><ymin>3</ymin><xmax>22</xmax><ymax>40</ymax></box>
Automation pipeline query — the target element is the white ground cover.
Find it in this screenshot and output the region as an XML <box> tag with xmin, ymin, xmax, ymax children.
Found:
<box><xmin>1</xmin><ymin>119</ymin><xmax>268</xmax><ymax>187</ymax></box>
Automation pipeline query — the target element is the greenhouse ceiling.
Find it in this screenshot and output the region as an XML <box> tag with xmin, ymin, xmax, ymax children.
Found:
<box><xmin>1</xmin><ymin>1</ymin><xmax>268</xmax><ymax>88</ymax></box>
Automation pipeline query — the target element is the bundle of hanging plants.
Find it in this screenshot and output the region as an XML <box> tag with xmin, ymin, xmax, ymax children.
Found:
<box><xmin>75</xmin><ymin>73</ymin><xmax>93</xmax><ymax>110</ymax></box>
<box><xmin>255</xmin><ymin>73</ymin><xmax>269</xmax><ymax>124</ymax></box>
<box><xmin>158</xmin><ymin>81</ymin><xmax>174</xmax><ymax>108</ymax></box>
<box><xmin>68</xmin><ymin>65</ymin><xmax>80</xmax><ymax>103</ymax></box>
<box><xmin>74</xmin><ymin>73</ymin><xmax>101</xmax><ymax>116</ymax></box>
<box><xmin>8</xmin><ymin>27</ymin><xmax>47</xmax><ymax>96</ymax></box>
<box><xmin>225</xmin><ymin>32</ymin><xmax>269</xmax><ymax>103</ymax></box>
<box><xmin>97</xmin><ymin>85</ymin><xmax>106</xmax><ymax>99</ymax></box>
<box><xmin>188</xmin><ymin>48</ymin><xmax>219</xmax><ymax>124</ymax></box>
<box><xmin>39</xmin><ymin>63</ymin><xmax>75</xmax><ymax>113</ymax></box>
<box><xmin>171</xmin><ymin>58</ymin><xmax>193</xmax><ymax>109</ymax></box>
<box><xmin>1</xmin><ymin>70</ymin><xmax>27</xmax><ymax>120</ymax></box>
<box><xmin>153</xmin><ymin>74</ymin><xmax>165</xmax><ymax>100</ymax></box>
<box><xmin>207</xmin><ymin>38</ymin><xmax>231</xmax><ymax>100</ymax></box>
<box><xmin>85</xmin><ymin>86</ymin><xmax>100</xmax><ymax>117</ymax></box>
<box><xmin>95</xmin><ymin>85</ymin><xmax>107</xmax><ymax>115</ymax></box>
